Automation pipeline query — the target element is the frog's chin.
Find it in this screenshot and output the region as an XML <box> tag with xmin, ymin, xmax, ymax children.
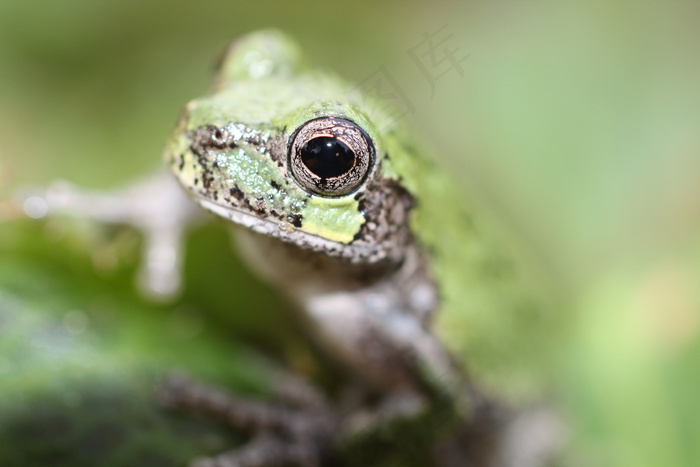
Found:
<box><xmin>196</xmin><ymin>197</ymin><xmax>380</xmax><ymax>263</ymax></box>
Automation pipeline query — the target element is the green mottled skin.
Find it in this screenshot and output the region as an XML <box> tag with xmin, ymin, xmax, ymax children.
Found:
<box><xmin>167</xmin><ymin>81</ymin><xmax>381</xmax><ymax>244</ymax></box>
<box><xmin>167</xmin><ymin>30</ymin><xmax>547</xmax><ymax>400</ymax></box>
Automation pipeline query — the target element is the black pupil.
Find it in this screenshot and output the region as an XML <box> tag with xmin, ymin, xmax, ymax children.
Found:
<box><xmin>300</xmin><ymin>137</ymin><xmax>355</xmax><ymax>179</ymax></box>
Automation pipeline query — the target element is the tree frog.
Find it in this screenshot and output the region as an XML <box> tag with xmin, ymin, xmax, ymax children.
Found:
<box><xmin>20</xmin><ymin>30</ymin><xmax>558</xmax><ymax>467</ymax></box>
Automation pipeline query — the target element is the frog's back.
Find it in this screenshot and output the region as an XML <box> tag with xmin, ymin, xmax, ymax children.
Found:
<box><xmin>380</xmin><ymin>129</ymin><xmax>549</xmax><ymax>400</ymax></box>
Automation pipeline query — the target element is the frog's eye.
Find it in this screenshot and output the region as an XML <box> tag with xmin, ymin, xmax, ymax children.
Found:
<box><xmin>289</xmin><ymin>117</ymin><xmax>374</xmax><ymax>197</ymax></box>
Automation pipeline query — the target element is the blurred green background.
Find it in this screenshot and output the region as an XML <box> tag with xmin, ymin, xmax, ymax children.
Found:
<box><xmin>1</xmin><ymin>1</ymin><xmax>699</xmax><ymax>466</ymax></box>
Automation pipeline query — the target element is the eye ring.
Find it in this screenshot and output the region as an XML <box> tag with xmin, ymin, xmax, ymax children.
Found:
<box><xmin>288</xmin><ymin>117</ymin><xmax>374</xmax><ymax>197</ymax></box>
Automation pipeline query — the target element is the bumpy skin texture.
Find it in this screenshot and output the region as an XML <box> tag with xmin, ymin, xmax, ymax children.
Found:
<box><xmin>166</xmin><ymin>30</ymin><xmax>545</xmax><ymax>402</ymax></box>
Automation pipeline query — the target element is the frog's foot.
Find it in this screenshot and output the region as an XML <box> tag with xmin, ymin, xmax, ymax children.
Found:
<box><xmin>160</xmin><ymin>373</ymin><xmax>337</xmax><ymax>467</ymax></box>
<box><xmin>14</xmin><ymin>172</ymin><xmax>202</xmax><ymax>300</ymax></box>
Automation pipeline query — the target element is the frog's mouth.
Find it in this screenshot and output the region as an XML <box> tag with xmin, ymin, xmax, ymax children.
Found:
<box><xmin>195</xmin><ymin>196</ymin><xmax>382</xmax><ymax>263</ymax></box>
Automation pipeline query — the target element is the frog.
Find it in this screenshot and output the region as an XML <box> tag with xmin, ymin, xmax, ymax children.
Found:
<box><xmin>16</xmin><ymin>30</ymin><xmax>559</xmax><ymax>467</ymax></box>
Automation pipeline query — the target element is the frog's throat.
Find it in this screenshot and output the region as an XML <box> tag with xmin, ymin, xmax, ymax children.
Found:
<box><xmin>196</xmin><ymin>197</ymin><xmax>382</xmax><ymax>263</ymax></box>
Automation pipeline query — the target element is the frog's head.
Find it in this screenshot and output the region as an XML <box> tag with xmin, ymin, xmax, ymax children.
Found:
<box><xmin>165</xmin><ymin>31</ymin><xmax>414</xmax><ymax>265</ymax></box>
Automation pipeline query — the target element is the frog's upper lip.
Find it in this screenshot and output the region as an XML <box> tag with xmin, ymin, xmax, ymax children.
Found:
<box><xmin>195</xmin><ymin>197</ymin><xmax>380</xmax><ymax>262</ymax></box>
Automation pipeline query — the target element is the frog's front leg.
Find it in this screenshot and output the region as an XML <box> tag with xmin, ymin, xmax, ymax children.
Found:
<box><xmin>15</xmin><ymin>172</ymin><xmax>202</xmax><ymax>299</ymax></box>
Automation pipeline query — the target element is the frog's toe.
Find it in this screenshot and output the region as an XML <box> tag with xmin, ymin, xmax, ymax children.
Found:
<box><xmin>14</xmin><ymin>172</ymin><xmax>203</xmax><ymax>301</ymax></box>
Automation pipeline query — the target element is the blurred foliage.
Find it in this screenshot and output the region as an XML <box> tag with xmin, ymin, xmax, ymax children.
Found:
<box><xmin>1</xmin><ymin>1</ymin><xmax>700</xmax><ymax>466</ymax></box>
<box><xmin>0</xmin><ymin>219</ymin><xmax>278</xmax><ymax>465</ymax></box>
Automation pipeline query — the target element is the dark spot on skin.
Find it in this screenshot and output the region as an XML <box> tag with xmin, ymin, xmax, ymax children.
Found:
<box><xmin>212</xmin><ymin>191</ymin><xmax>218</xmax><ymax>201</ymax></box>
<box><xmin>352</xmin><ymin>229</ymin><xmax>364</xmax><ymax>243</ymax></box>
<box><xmin>246</xmin><ymin>134</ymin><xmax>262</xmax><ymax>146</ymax></box>
<box><xmin>197</xmin><ymin>157</ymin><xmax>209</xmax><ymax>172</ymax></box>
<box><xmin>194</xmin><ymin>178</ymin><xmax>199</xmax><ymax>186</ymax></box>
<box><xmin>249</xmin><ymin>198</ymin><xmax>266</xmax><ymax>215</ymax></box>
<box><xmin>357</xmin><ymin>197</ymin><xmax>367</xmax><ymax>213</ymax></box>
<box><xmin>270</xmin><ymin>180</ymin><xmax>281</xmax><ymax>190</ymax></box>
<box><xmin>178</xmin><ymin>154</ymin><xmax>185</xmax><ymax>171</ymax></box>
<box><xmin>288</xmin><ymin>214</ymin><xmax>303</xmax><ymax>228</ymax></box>
<box><xmin>229</xmin><ymin>141</ymin><xmax>238</xmax><ymax>149</ymax></box>
<box><xmin>203</xmin><ymin>176</ymin><xmax>213</xmax><ymax>189</ymax></box>
<box><xmin>230</xmin><ymin>187</ymin><xmax>244</xmax><ymax>201</ymax></box>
